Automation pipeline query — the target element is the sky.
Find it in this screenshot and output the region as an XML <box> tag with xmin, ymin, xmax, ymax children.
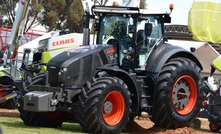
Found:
<box><xmin>147</xmin><ymin>0</ymin><xmax>194</xmax><ymax>25</ymax></box>
<box><xmin>34</xmin><ymin>0</ymin><xmax>194</xmax><ymax>31</ymax></box>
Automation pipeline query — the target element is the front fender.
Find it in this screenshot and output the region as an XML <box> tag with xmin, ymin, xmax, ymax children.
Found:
<box><xmin>146</xmin><ymin>43</ymin><xmax>203</xmax><ymax>74</ymax></box>
<box><xmin>0</xmin><ymin>66</ymin><xmax>22</xmax><ymax>79</ymax></box>
<box><xmin>96</xmin><ymin>67</ymin><xmax>140</xmax><ymax>114</ymax></box>
<box><xmin>0</xmin><ymin>67</ymin><xmax>12</xmax><ymax>78</ymax></box>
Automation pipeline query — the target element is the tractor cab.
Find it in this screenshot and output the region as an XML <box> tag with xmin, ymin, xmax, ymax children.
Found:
<box><xmin>93</xmin><ymin>6</ymin><xmax>171</xmax><ymax>71</ymax></box>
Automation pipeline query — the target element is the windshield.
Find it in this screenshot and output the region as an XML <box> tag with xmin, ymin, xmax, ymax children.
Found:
<box><xmin>97</xmin><ymin>15</ymin><xmax>134</xmax><ymax>44</ymax></box>
<box><xmin>96</xmin><ymin>14</ymin><xmax>163</xmax><ymax>70</ymax></box>
<box><xmin>97</xmin><ymin>15</ymin><xmax>134</xmax><ymax>66</ymax></box>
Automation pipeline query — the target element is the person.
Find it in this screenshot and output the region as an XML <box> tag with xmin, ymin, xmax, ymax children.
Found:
<box><xmin>111</xmin><ymin>20</ymin><xmax>132</xmax><ymax>49</ymax></box>
<box><xmin>110</xmin><ymin>20</ymin><xmax>134</xmax><ymax>70</ymax></box>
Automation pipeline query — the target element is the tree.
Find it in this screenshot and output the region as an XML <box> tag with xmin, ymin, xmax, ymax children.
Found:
<box><xmin>95</xmin><ymin>0</ymin><xmax>147</xmax><ymax>8</ymax></box>
<box><xmin>64</xmin><ymin>0</ymin><xmax>84</xmax><ymax>32</ymax></box>
<box><xmin>0</xmin><ymin>0</ymin><xmax>43</xmax><ymax>31</ymax></box>
<box><xmin>0</xmin><ymin>0</ymin><xmax>18</xmax><ymax>26</ymax></box>
<box><xmin>27</xmin><ymin>0</ymin><xmax>44</xmax><ymax>30</ymax></box>
<box><xmin>40</xmin><ymin>0</ymin><xmax>146</xmax><ymax>32</ymax></box>
<box><xmin>40</xmin><ymin>0</ymin><xmax>84</xmax><ymax>32</ymax></box>
<box><xmin>95</xmin><ymin>0</ymin><xmax>108</xmax><ymax>5</ymax></box>
<box><xmin>140</xmin><ymin>0</ymin><xmax>147</xmax><ymax>9</ymax></box>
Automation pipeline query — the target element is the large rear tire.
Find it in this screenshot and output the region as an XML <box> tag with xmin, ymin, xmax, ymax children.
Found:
<box><xmin>18</xmin><ymin>73</ymin><xmax>64</xmax><ymax>127</ymax></box>
<box><xmin>77</xmin><ymin>77</ymin><xmax>131</xmax><ymax>133</ymax></box>
<box><xmin>150</xmin><ymin>58</ymin><xmax>203</xmax><ymax>128</ymax></box>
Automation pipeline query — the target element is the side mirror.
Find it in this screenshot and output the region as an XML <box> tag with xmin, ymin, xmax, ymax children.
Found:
<box><xmin>145</xmin><ymin>23</ymin><xmax>152</xmax><ymax>36</ymax></box>
<box><xmin>22</xmin><ymin>48</ymin><xmax>32</xmax><ymax>62</ymax></box>
<box><xmin>164</xmin><ymin>14</ymin><xmax>171</xmax><ymax>23</ymax></box>
<box><xmin>21</xmin><ymin>48</ymin><xmax>32</xmax><ymax>68</ymax></box>
<box><xmin>24</xmin><ymin>48</ymin><xmax>32</xmax><ymax>54</ymax></box>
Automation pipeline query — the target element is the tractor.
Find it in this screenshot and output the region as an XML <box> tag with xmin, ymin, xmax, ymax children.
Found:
<box><xmin>17</xmin><ymin>5</ymin><xmax>204</xmax><ymax>134</ymax></box>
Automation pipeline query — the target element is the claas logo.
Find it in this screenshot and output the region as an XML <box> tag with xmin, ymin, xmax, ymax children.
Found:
<box><xmin>106</xmin><ymin>48</ymin><xmax>116</xmax><ymax>54</ymax></box>
<box><xmin>52</xmin><ymin>38</ymin><xmax>75</xmax><ymax>46</ymax></box>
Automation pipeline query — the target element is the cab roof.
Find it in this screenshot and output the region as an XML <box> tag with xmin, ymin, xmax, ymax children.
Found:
<box><xmin>92</xmin><ymin>6</ymin><xmax>169</xmax><ymax>16</ymax></box>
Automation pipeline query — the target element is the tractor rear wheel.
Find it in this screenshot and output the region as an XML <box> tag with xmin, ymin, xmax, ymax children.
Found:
<box><xmin>0</xmin><ymin>77</ymin><xmax>16</xmax><ymax>109</ymax></box>
<box><xmin>18</xmin><ymin>74</ymin><xmax>64</xmax><ymax>127</ymax></box>
<box><xmin>77</xmin><ymin>77</ymin><xmax>131</xmax><ymax>133</ymax></box>
<box><xmin>150</xmin><ymin>58</ymin><xmax>203</xmax><ymax>128</ymax></box>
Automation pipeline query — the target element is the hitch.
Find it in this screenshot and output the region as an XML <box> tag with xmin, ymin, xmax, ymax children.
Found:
<box><xmin>0</xmin><ymin>84</ymin><xmax>22</xmax><ymax>106</ymax></box>
<box><xmin>0</xmin><ymin>91</ymin><xmax>18</xmax><ymax>104</ymax></box>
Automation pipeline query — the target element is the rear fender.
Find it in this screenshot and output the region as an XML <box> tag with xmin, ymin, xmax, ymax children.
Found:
<box><xmin>96</xmin><ymin>67</ymin><xmax>140</xmax><ymax>114</ymax></box>
<box><xmin>146</xmin><ymin>44</ymin><xmax>203</xmax><ymax>74</ymax></box>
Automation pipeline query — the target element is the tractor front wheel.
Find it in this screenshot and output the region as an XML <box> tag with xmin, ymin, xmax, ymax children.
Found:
<box><xmin>19</xmin><ymin>109</ymin><xmax>64</xmax><ymax>127</ymax></box>
<box><xmin>77</xmin><ymin>77</ymin><xmax>131</xmax><ymax>133</ymax></box>
<box><xmin>150</xmin><ymin>58</ymin><xmax>203</xmax><ymax>128</ymax></box>
<box><xmin>18</xmin><ymin>73</ymin><xmax>64</xmax><ymax>127</ymax></box>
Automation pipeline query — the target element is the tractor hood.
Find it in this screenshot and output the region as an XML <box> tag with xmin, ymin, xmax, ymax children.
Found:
<box><xmin>47</xmin><ymin>44</ymin><xmax>118</xmax><ymax>87</ymax></box>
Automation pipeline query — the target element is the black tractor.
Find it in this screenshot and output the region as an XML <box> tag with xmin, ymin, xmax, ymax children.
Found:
<box><xmin>18</xmin><ymin>6</ymin><xmax>204</xmax><ymax>133</ymax></box>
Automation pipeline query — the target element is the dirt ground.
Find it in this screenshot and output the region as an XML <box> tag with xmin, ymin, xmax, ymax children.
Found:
<box><xmin>0</xmin><ymin>109</ymin><xmax>214</xmax><ymax>134</ymax></box>
<box><xmin>127</xmin><ymin>117</ymin><xmax>212</xmax><ymax>134</ymax></box>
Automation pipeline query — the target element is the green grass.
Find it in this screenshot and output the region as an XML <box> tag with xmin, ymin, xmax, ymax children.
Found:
<box><xmin>0</xmin><ymin>116</ymin><xmax>87</xmax><ymax>134</ymax></box>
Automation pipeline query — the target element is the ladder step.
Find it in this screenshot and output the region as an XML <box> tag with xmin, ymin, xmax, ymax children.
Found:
<box><xmin>143</xmin><ymin>85</ymin><xmax>149</xmax><ymax>89</ymax></box>
<box><xmin>138</xmin><ymin>114</ymin><xmax>152</xmax><ymax>119</ymax></box>
<box><xmin>137</xmin><ymin>76</ymin><xmax>147</xmax><ymax>79</ymax></box>
<box><xmin>141</xmin><ymin>104</ymin><xmax>152</xmax><ymax>108</ymax></box>
<box><xmin>141</xmin><ymin>95</ymin><xmax>151</xmax><ymax>98</ymax></box>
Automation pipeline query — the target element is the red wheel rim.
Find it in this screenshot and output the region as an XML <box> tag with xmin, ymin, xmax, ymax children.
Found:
<box><xmin>211</xmin><ymin>123</ymin><xmax>219</xmax><ymax>130</ymax></box>
<box><xmin>0</xmin><ymin>85</ymin><xmax>8</xmax><ymax>98</ymax></box>
<box><xmin>45</xmin><ymin>111</ymin><xmax>62</xmax><ymax>119</ymax></box>
<box><xmin>172</xmin><ymin>75</ymin><xmax>197</xmax><ymax>115</ymax></box>
<box><xmin>0</xmin><ymin>92</ymin><xmax>3</xmax><ymax>98</ymax></box>
<box><xmin>102</xmin><ymin>91</ymin><xmax>125</xmax><ymax>126</ymax></box>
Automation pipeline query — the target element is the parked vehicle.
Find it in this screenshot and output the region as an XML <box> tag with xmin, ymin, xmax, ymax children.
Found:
<box><xmin>16</xmin><ymin>2</ymin><xmax>205</xmax><ymax>134</ymax></box>
<box><xmin>189</xmin><ymin>1</ymin><xmax>221</xmax><ymax>132</ymax></box>
<box><xmin>0</xmin><ymin>0</ymin><xmax>82</xmax><ymax>109</ymax></box>
<box><xmin>199</xmin><ymin>56</ymin><xmax>221</xmax><ymax>132</ymax></box>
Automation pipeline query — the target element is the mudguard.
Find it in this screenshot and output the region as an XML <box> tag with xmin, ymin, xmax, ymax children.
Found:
<box><xmin>0</xmin><ymin>66</ymin><xmax>22</xmax><ymax>80</ymax></box>
<box><xmin>146</xmin><ymin>43</ymin><xmax>203</xmax><ymax>74</ymax></box>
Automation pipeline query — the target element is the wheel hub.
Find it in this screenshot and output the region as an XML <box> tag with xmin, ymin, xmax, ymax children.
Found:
<box><xmin>103</xmin><ymin>101</ymin><xmax>113</xmax><ymax>114</ymax></box>
<box><xmin>173</xmin><ymin>80</ymin><xmax>190</xmax><ymax>109</ymax></box>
